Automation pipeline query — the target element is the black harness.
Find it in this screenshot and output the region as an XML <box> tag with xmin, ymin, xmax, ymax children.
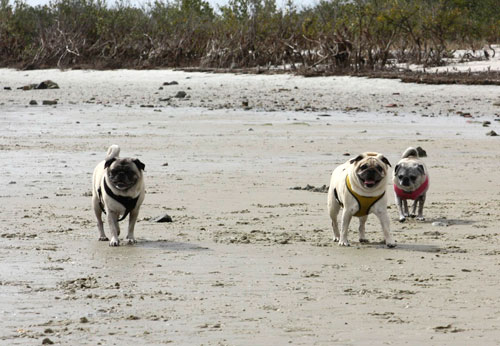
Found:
<box><xmin>98</xmin><ymin>179</ymin><xmax>139</xmax><ymax>222</ymax></box>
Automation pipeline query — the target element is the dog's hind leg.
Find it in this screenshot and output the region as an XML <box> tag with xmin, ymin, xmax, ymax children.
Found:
<box><xmin>330</xmin><ymin>205</ymin><xmax>341</xmax><ymax>242</ymax></box>
<box><xmin>358</xmin><ymin>216</ymin><xmax>369</xmax><ymax>243</ymax></box>
<box><xmin>328</xmin><ymin>189</ymin><xmax>341</xmax><ymax>242</ymax></box>
<box><xmin>93</xmin><ymin>196</ymin><xmax>108</xmax><ymax>241</ymax></box>
<box><xmin>328</xmin><ymin>199</ymin><xmax>341</xmax><ymax>242</ymax></box>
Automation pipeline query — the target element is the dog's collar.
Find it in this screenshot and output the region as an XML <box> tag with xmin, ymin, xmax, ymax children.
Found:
<box><xmin>99</xmin><ymin>179</ymin><xmax>139</xmax><ymax>222</ymax></box>
<box><xmin>345</xmin><ymin>175</ymin><xmax>385</xmax><ymax>217</ymax></box>
<box><xmin>394</xmin><ymin>176</ymin><xmax>429</xmax><ymax>200</ymax></box>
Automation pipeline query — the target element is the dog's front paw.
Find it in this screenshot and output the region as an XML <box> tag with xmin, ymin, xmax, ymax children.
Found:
<box><xmin>338</xmin><ymin>240</ymin><xmax>350</xmax><ymax>247</ymax></box>
<box><xmin>359</xmin><ymin>238</ymin><xmax>370</xmax><ymax>244</ymax></box>
<box><xmin>416</xmin><ymin>216</ymin><xmax>425</xmax><ymax>221</ymax></box>
<box><xmin>399</xmin><ymin>216</ymin><xmax>406</xmax><ymax>223</ymax></box>
<box><xmin>109</xmin><ymin>237</ymin><xmax>120</xmax><ymax>247</ymax></box>
<box><xmin>99</xmin><ymin>236</ymin><xmax>109</xmax><ymax>241</ymax></box>
<box><xmin>126</xmin><ymin>237</ymin><xmax>137</xmax><ymax>245</ymax></box>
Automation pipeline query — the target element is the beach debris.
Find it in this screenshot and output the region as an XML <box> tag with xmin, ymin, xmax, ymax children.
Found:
<box><xmin>433</xmin><ymin>323</ymin><xmax>464</xmax><ymax>333</ymax></box>
<box><xmin>291</xmin><ymin>184</ymin><xmax>329</xmax><ymax>193</ymax></box>
<box><xmin>59</xmin><ymin>276</ymin><xmax>98</xmax><ymax>291</ymax></box>
<box><xmin>36</xmin><ymin>80</ymin><xmax>59</xmax><ymax>89</ymax></box>
<box><xmin>152</xmin><ymin>213</ymin><xmax>173</xmax><ymax>223</ymax></box>
<box><xmin>4</xmin><ymin>86</ymin><xmax>11</xmax><ymax>90</ymax></box>
<box><xmin>174</xmin><ymin>91</ymin><xmax>187</xmax><ymax>98</ymax></box>
<box><xmin>42</xmin><ymin>338</ymin><xmax>54</xmax><ymax>345</ymax></box>
<box><xmin>482</xmin><ymin>121</ymin><xmax>491</xmax><ymax>127</ymax></box>
<box><xmin>42</xmin><ymin>100</ymin><xmax>57</xmax><ymax>105</ymax></box>
<box><xmin>385</xmin><ymin>103</ymin><xmax>398</xmax><ymax>108</ymax></box>
<box><xmin>163</xmin><ymin>81</ymin><xmax>179</xmax><ymax>86</ymax></box>
<box><xmin>318</xmin><ymin>113</ymin><xmax>331</xmax><ymax>117</ymax></box>
<box><xmin>486</xmin><ymin>130</ymin><xmax>498</xmax><ymax>136</ymax></box>
<box><xmin>29</xmin><ymin>100</ymin><xmax>37</xmax><ymax>105</ymax></box>
<box><xmin>457</xmin><ymin>111</ymin><xmax>472</xmax><ymax>118</ymax></box>
<box><xmin>431</xmin><ymin>221</ymin><xmax>449</xmax><ymax>227</ymax></box>
<box><xmin>19</xmin><ymin>80</ymin><xmax>59</xmax><ymax>90</ymax></box>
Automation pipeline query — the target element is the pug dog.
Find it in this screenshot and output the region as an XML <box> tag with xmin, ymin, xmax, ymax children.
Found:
<box><xmin>393</xmin><ymin>147</ymin><xmax>429</xmax><ymax>222</ymax></box>
<box><xmin>92</xmin><ymin>145</ymin><xmax>145</xmax><ymax>246</ymax></box>
<box><xmin>327</xmin><ymin>152</ymin><xmax>395</xmax><ymax>247</ymax></box>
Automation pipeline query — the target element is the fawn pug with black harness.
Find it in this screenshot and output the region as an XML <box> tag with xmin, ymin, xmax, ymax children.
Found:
<box><xmin>92</xmin><ymin>145</ymin><xmax>145</xmax><ymax>246</ymax></box>
<box><xmin>327</xmin><ymin>152</ymin><xmax>395</xmax><ymax>248</ymax></box>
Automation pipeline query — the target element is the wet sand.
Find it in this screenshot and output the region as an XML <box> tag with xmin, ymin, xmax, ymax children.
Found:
<box><xmin>1</xmin><ymin>69</ymin><xmax>500</xmax><ymax>345</ymax></box>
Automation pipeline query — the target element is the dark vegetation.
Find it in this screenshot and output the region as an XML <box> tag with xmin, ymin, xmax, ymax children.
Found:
<box><xmin>0</xmin><ymin>0</ymin><xmax>499</xmax><ymax>74</ymax></box>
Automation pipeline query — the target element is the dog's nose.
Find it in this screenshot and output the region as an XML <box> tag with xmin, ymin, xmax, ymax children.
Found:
<box><xmin>402</xmin><ymin>178</ymin><xmax>410</xmax><ymax>186</ymax></box>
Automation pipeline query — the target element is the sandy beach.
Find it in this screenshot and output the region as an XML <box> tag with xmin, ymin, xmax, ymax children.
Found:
<box><xmin>1</xmin><ymin>68</ymin><xmax>500</xmax><ymax>345</ymax></box>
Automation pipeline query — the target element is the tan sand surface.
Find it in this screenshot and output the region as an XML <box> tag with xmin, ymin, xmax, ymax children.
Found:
<box><xmin>1</xmin><ymin>69</ymin><xmax>500</xmax><ymax>345</ymax></box>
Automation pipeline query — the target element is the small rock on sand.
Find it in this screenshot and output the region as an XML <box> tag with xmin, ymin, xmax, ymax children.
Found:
<box><xmin>152</xmin><ymin>214</ymin><xmax>173</xmax><ymax>223</ymax></box>
<box><xmin>175</xmin><ymin>91</ymin><xmax>187</xmax><ymax>99</ymax></box>
<box><xmin>486</xmin><ymin>130</ymin><xmax>498</xmax><ymax>136</ymax></box>
<box><xmin>432</xmin><ymin>221</ymin><xmax>448</xmax><ymax>227</ymax></box>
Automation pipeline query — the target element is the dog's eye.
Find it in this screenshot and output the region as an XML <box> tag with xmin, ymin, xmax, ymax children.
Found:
<box><xmin>410</xmin><ymin>176</ymin><xmax>417</xmax><ymax>181</ymax></box>
<box><xmin>376</xmin><ymin>165</ymin><xmax>383</xmax><ymax>172</ymax></box>
<box><xmin>360</xmin><ymin>164</ymin><xmax>368</xmax><ymax>170</ymax></box>
<box><xmin>398</xmin><ymin>175</ymin><xmax>404</xmax><ymax>180</ymax></box>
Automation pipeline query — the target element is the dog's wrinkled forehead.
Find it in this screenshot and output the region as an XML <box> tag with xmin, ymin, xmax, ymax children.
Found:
<box><xmin>105</xmin><ymin>156</ymin><xmax>146</xmax><ymax>172</ymax></box>
<box><xmin>362</xmin><ymin>156</ymin><xmax>380</xmax><ymax>167</ymax></box>
<box><xmin>105</xmin><ymin>157</ymin><xmax>137</xmax><ymax>172</ymax></box>
<box><xmin>396</xmin><ymin>162</ymin><xmax>424</xmax><ymax>175</ymax></box>
<box><xmin>350</xmin><ymin>152</ymin><xmax>391</xmax><ymax>168</ymax></box>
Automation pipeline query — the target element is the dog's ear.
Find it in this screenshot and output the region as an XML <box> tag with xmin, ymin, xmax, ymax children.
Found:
<box><xmin>417</xmin><ymin>164</ymin><xmax>425</xmax><ymax>175</ymax></box>
<box><xmin>134</xmin><ymin>159</ymin><xmax>145</xmax><ymax>171</ymax></box>
<box><xmin>381</xmin><ymin>156</ymin><xmax>391</xmax><ymax>167</ymax></box>
<box><xmin>394</xmin><ymin>164</ymin><xmax>400</xmax><ymax>174</ymax></box>
<box><xmin>104</xmin><ymin>157</ymin><xmax>116</xmax><ymax>169</ymax></box>
<box><xmin>349</xmin><ymin>154</ymin><xmax>364</xmax><ymax>164</ymax></box>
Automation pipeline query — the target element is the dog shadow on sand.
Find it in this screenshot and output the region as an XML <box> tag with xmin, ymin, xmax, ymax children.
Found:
<box><xmin>357</xmin><ymin>217</ymin><xmax>475</xmax><ymax>253</ymax></box>
<box><xmin>134</xmin><ymin>239</ymin><xmax>210</xmax><ymax>252</ymax></box>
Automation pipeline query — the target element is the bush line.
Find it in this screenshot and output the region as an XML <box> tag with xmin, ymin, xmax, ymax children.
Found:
<box><xmin>0</xmin><ymin>0</ymin><xmax>498</xmax><ymax>71</ymax></box>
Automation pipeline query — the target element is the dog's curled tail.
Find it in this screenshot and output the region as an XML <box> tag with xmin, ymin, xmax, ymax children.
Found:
<box><xmin>401</xmin><ymin>147</ymin><xmax>419</xmax><ymax>158</ymax></box>
<box><xmin>106</xmin><ymin>144</ymin><xmax>120</xmax><ymax>159</ymax></box>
